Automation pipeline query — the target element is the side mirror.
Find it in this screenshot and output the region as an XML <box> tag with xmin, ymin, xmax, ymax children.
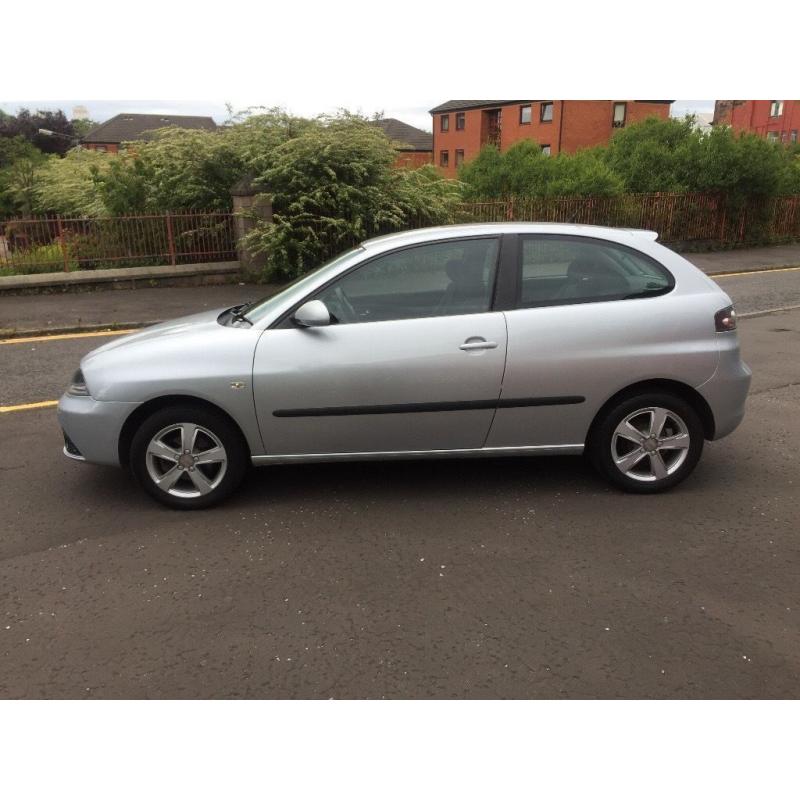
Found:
<box><xmin>292</xmin><ymin>300</ymin><xmax>330</xmax><ymax>328</ymax></box>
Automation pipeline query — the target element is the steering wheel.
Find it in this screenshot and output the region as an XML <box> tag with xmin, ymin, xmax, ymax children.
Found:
<box><xmin>333</xmin><ymin>286</ymin><xmax>358</xmax><ymax>323</ymax></box>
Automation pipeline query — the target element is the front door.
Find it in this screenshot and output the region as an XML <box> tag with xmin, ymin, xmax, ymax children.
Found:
<box><xmin>252</xmin><ymin>237</ymin><xmax>507</xmax><ymax>456</ymax></box>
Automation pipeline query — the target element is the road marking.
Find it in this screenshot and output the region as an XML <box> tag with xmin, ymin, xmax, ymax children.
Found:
<box><xmin>0</xmin><ymin>299</ymin><xmax>797</xmax><ymax>415</ymax></box>
<box><xmin>713</xmin><ymin>265</ymin><xmax>800</xmax><ymax>278</ymax></box>
<box><xmin>0</xmin><ymin>400</ymin><xmax>59</xmax><ymax>414</ymax></box>
<box><xmin>740</xmin><ymin>303</ymin><xmax>800</xmax><ymax>319</ymax></box>
<box><xmin>0</xmin><ymin>329</ymin><xmax>136</xmax><ymax>345</ymax></box>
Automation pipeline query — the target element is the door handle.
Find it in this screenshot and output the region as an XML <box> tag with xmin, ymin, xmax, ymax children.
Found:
<box><xmin>460</xmin><ymin>339</ymin><xmax>498</xmax><ymax>351</ymax></box>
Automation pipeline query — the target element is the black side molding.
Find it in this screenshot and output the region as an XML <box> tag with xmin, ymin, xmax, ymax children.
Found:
<box><xmin>273</xmin><ymin>396</ymin><xmax>584</xmax><ymax>418</ymax></box>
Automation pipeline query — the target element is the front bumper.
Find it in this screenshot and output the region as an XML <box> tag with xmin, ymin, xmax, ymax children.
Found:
<box><xmin>57</xmin><ymin>394</ymin><xmax>139</xmax><ymax>467</ymax></box>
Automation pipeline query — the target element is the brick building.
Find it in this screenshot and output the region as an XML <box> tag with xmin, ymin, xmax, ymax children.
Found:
<box><xmin>713</xmin><ymin>100</ymin><xmax>799</xmax><ymax>145</ymax></box>
<box><xmin>430</xmin><ymin>100</ymin><xmax>672</xmax><ymax>176</ymax></box>
<box><xmin>81</xmin><ymin>113</ymin><xmax>217</xmax><ymax>153</ymax></box>
<box><xmin>371</xmin><ymin>117</ymin><xmax>433</xmax><ymax>168</ymax></box>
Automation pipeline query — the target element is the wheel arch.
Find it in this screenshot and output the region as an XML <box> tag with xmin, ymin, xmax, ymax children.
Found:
<box><xmin>586</xmin><ymin>379</ymin><xmax>716</xmax><ymax>447</ymax></box>
<box><xmin>118</xmin><ymin>394</ymin><xmax>252</xmax><ymax>468</ymax></box>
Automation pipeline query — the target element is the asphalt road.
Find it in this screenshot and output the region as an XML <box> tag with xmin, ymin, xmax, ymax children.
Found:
<box><xmin>716</xmin><ymin>267</ymin><xmax>800</xmax><ymax>314</ymax></box>
<box><xmin>1</xmin><ymin>268</ymin><xmax>799</xmax><ymax>698</ymax></box>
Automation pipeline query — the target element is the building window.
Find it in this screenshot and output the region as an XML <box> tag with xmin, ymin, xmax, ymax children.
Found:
<box><xmin>439</xmin><ymin>150</ymin><xmax>449</xmax><ymax>167</ymax></box>
<box><xmin>540</xmin><ymin>102</ymin><xmax>553</xmax><ymax>122</ymax></box>
<box><xmin>440</xmin><ymin>114</ymin><xmax>450</xmax><ymax>132</ymax></box>
<box><xmin>95</xmin><ymin>145</ymin><xmax>107</xmax><ymax>153</ymax></box>
<box><xmin>455</xmin><ymin>149</ymin><xmax>465</xmax><ymax>167</ymax></box>
<box><xmin>520</xmin><ymin>105</ymin><xmax>532</xmax><ymax>125</ymax></box>
<box><xmin>613</xmin><ymin>102</ymin><xmax>627</xmax><ymax>128</ymax></box>
<box><xmin>766</xmin><ymin>131</ymin><xmax>779</xmax><ymax>143</ymax></box>
<box><xmin>455</xmin><ymin>112</ymin><xmax>465</xmax><ymax>130</ymax></box>
<box><xmin>791</xmin><ymin>130</ymin><xmax>798</xmax><ymax>143</ymax></box>
<box><xmin>770</xmin><ymin>101</ymin><xmax>784</xmax><ymax>117</ymax></box>
<box><xmin>541</xmin><ymin>144</ymin><xmax>551</xmax><ymax>156</ymax></box>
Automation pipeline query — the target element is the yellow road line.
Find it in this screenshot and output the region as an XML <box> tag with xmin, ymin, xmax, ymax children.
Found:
<box><xmin>0</xmin><ymin>329</ymin><xmax>136</xmax><ymax>345</ymax></box>
<box><xmin>0</xmin><ymin>400</ymin><xmax>58</xmax><ymax>414</ymax></box>
<box><xmin>713</xmin><ymin>265</ymin><xmax>800</xmax><ymax>278</ymax></box>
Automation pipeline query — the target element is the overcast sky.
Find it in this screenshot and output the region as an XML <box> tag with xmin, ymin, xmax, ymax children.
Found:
<box><xmin>3</xmin><ymin>1</ymin><xmax>786</xmax><ymax>134</ymax></box>
<box><xmin>0</xmin><ymin>99</ymin><xmax>717</xmax><ymax>133</ymax></box>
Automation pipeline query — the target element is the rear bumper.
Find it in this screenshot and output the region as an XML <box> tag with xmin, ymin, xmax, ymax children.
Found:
<box><xmin>697</xmin><ymin>341</ymin><xmax>752</xmax><ymax>440</ymax></box>
<box><xmin>57</xmin><ymin>394</ymin><xmax>139</xmax><ymax>467</ymax></box>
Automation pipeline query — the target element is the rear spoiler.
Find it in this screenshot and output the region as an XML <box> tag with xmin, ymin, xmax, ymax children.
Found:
<box><xmin>625</xmin><ymin>229</ymin><xmax>659</xmax><ymax>241</ymax></box>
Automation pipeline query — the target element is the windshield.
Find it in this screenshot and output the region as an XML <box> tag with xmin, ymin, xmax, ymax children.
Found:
<box><xmin>242</xmin><ymin>247</ymin><xmax>365</xmax><ymax>325</ymax></box>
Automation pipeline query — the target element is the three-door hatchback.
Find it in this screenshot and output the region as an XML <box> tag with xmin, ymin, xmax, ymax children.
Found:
<box><xmin>58</xmin><ymin>223</ymin><xmax>751</xmax><ymax>509</ymax></box>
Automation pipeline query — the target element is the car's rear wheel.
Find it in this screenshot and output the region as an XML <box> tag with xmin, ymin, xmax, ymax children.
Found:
<box><xmin>130</xmin><ymin>404</ymin><xmax>249</xmax><ymax>509</ymax></box>
<box><xmin>589</xmin><ymin>393</ymin><xmax>704</xmax><ymax>493</ymax></box>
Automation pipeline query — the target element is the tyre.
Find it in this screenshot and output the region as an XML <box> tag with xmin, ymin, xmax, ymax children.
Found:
<box><xmin>130</xmin><ymin>404</ymin><xmax>249</xmax><ymax>509</ymax></box>
<box><xmin>589</xmin><ymin>392</ymin><xmax>704</xmax><ymax>493</ymax></box>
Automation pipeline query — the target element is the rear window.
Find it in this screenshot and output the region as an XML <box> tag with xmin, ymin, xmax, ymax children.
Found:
<box><xmin>518</xmin><ymin>236</ymin><xmax>673</xmax><ymax>308</ymax></box>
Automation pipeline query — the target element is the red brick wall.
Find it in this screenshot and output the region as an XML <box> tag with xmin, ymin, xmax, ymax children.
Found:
<box><xmin>432</xmin><ymin>101</ymin><xmax>671</xmax><ymax>177</ymax></box>
<box><xmin>392</xmin><ymin>150</ymin><xmax>433</xmax><ymax>169</ymax></box>
<box><xmin>81</xmin><ymin>143</ymin><xmax>119</xmax><ymax>154</ymax></box>
<box><xmin>717</xmin><ymin>100</ymin><xmax>800</xmax><ymax>143</ymax></box>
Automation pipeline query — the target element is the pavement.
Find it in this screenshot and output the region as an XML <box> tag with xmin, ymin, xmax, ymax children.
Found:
<box><xmin>1</xmin><ymin>242</ymin><xmax>800</xmax><ymax>336</ymax></box>
<box><xmin>0</xmin><ymin>283</ymin><xmax>270</xmax><ymax>337</ymax></box>
<box><xmin>687</xmin><ymin>242</ymin><xmax>800</xmax><ymax>274</ymax></box>
<box><xmin>1</xmin><ymin>265</ymin><xmax>800</xmax><ymax>698</ymax></box>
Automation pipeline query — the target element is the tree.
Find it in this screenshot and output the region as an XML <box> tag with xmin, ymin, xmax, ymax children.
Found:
<box><xmin>603</xmin><ymin>116</ymin><xmax>698</xmax><ymax>193</ymax></box>
<box><xmin>93</xmin><ymin>127</ymin><xmax>244</xmax><ymax>213</ymax></box>
<box><xmin>88</xmin><ymin>109</ymin><xmax>310</xmax><ymax>215</ymax></box>
<box><xmin>459</xmin><ymin>140</ymin><xmax>623</xmax><ymax>199</ymax></box>
<box><xmin>0</xmin><ymin>136</ymin><xmax>47</xmax><ymax>215</ymax></box>
<box><xmin>244</xmin><ymin>113</ymin><xmax>462</xmax><ymax>279</ymax></box>
<box><xmin>603</xmin><ymin>115</ymin><xmax>800</xmax><ymax>200</ymax></box>
<box><xmin>33</xmin><ymin>148</ymin><xmax>112</xmax><ymax>216</ymax></box>
<box><xmin>70</xmin><ymin>118</ymin><xmax>97</xmax><ymax>139</ymax></box>
<box><xmin>0</xmin><ymin>108</ymin><xmax>79</xmax><ymax>156</ymax></box>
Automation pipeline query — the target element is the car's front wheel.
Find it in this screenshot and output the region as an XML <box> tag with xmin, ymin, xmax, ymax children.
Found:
<box><xmin>590</xmin><ymin>393</ymin><xmax>704</xmax><ymax>493</ymax></box>
<box><xmin>130</xmin><ymin>404</ymin><xmax>249</xmax><ymax>509</ymax></box>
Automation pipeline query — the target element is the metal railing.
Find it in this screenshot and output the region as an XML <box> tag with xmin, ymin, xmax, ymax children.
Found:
<box><xmin>2</xmin><ymin>195</ymin><xmax>799</xmax><ymax>277</ymax></box>
<box><xmin>452</xmin><ymin>193</ymin><xmax>800</xmax><ymax>245</ymax></box>
<box><xmin>0</xmin><ymin>211</ymin><xmax>237</xmax><ymax>275</ymax></box>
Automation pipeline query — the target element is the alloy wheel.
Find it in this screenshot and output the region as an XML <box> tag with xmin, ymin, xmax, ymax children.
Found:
<box><xmin>610</xmin><ymin>406</ymin><xmax>691</xmax><ymax>483</ymax></box>
<box><xmin>145</xmin><ymin>422</ymin><xmax>228</xmax><ymax>498</ymax></box>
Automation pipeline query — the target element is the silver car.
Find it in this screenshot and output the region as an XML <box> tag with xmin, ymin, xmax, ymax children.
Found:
<box><xmin>58</xmin><ymin>223</ymin><xmax>751</xmax><ymax>509</ymax></box>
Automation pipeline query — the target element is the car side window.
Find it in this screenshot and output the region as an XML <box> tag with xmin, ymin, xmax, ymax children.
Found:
<box><xmin>315</xmin><ymin>238</ymin><xmax>500</xmax><ymax>324</ymax></box>
<box><xmin>518</xmin><ymin>236</ymin><xmax>672</xmax><ymax>308</ymax></box>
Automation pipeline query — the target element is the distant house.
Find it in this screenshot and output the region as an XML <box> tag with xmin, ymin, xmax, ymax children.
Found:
<box><xmin>371</xmin><ymin>118</ymin><xmax>433</xmax><ymax>168</ymax></box>
<box><xmin>430</xmin><ymin>100</ymin><xmax>672</xmax><ymax>176</ymax></box>
<box><xmin>691</xmin><ymin>113</ymin><xmax>713</xmax><ymax>134</ymax></box>
<box><xmin>81</xmin><ymin>113</ymin><xmax>217</xmax><ymax>153</ymax></box>
<box><xmin>713</xmin><ymin>100</ymin><xmax>799</xmax><ymax>145</ymax></box>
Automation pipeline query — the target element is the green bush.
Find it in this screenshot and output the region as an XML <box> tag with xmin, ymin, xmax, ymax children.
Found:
<box><xmin>0</xmin><ymin>136</ymin><xmax>47</xmax><ymax>216</ymax></box>
<box><xmin>459</xmin><ymin>140</ymin><xmax>623</xmax><ymax>199</ymax></box>
<box><xmin>459</xmin><ymin>116</ymin><xmax>800</xmax><ymax>207</ymax></box>
<box><xmin>243</xmin><ymin>114</ymin><xmax>462</xmax><ymax>280</ymax></box>
<box><xmin>0</xmin><ymin>241</ymin><xmax>77</xmax><ymax>276</ymax></box>
<box><xmin>32</xmin><ymin>147</ymin><xmax>113</xmax><ymax>216</ymax></box>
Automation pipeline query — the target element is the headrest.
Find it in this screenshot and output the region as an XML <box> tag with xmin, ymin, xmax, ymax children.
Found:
<box><xmin>446</xmin><ymin>257</ymin><xmax>485</xmax><ymax>286</ymax></box>
<box><xmin>567</xmin><ymin>254</ymin><xmax>617</xmax><ymax>280</ymax></box>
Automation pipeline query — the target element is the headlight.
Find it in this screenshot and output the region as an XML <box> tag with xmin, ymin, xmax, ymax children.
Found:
<box><xmin>67</xmin><ymin>369</ymin><xmax>91</xmax><ymax>397</ymax></box>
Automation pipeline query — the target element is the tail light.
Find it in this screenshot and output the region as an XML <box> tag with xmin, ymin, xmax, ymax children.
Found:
<box><xmin>715</xmin><ymin>305</ymin><xmax>737</xmax><ymax>332</ymax></box>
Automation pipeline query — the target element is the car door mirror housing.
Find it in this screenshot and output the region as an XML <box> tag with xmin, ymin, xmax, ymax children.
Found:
<box><xmin>293</xmin><ymin>300</ymin><xmax>331</xmax><ymax>328</ymax></box>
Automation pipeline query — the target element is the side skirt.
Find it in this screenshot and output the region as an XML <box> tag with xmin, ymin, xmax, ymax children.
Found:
<box><xmin>251</xmin><ymin>444</ymin><xmax>584</xmax><ymax>466</ymax></box>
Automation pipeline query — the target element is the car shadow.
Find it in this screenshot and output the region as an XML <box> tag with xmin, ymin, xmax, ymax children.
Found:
<box><xmin>234</xmin><ymin>453</ymin><xmax>605</xmax><ymax>507</ymax></box>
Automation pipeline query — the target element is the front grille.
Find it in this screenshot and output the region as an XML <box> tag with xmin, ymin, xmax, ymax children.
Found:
<box><xmin>63</xmin><ymin>431</ymin><xmax>83</xmax><ymax>457</ymax></box>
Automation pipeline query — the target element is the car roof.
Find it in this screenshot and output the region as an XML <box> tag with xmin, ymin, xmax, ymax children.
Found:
<box><xmin>361</xmin><ymin>223</ymin><xmax>659</xmax><ymax>252</ymax></box>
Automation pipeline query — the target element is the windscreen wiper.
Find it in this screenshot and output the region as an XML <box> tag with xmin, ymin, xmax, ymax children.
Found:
<box><xmin>229</xmin><ymin>303</ymin><xmax>253</xmax><ymax>326</ymax></box>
